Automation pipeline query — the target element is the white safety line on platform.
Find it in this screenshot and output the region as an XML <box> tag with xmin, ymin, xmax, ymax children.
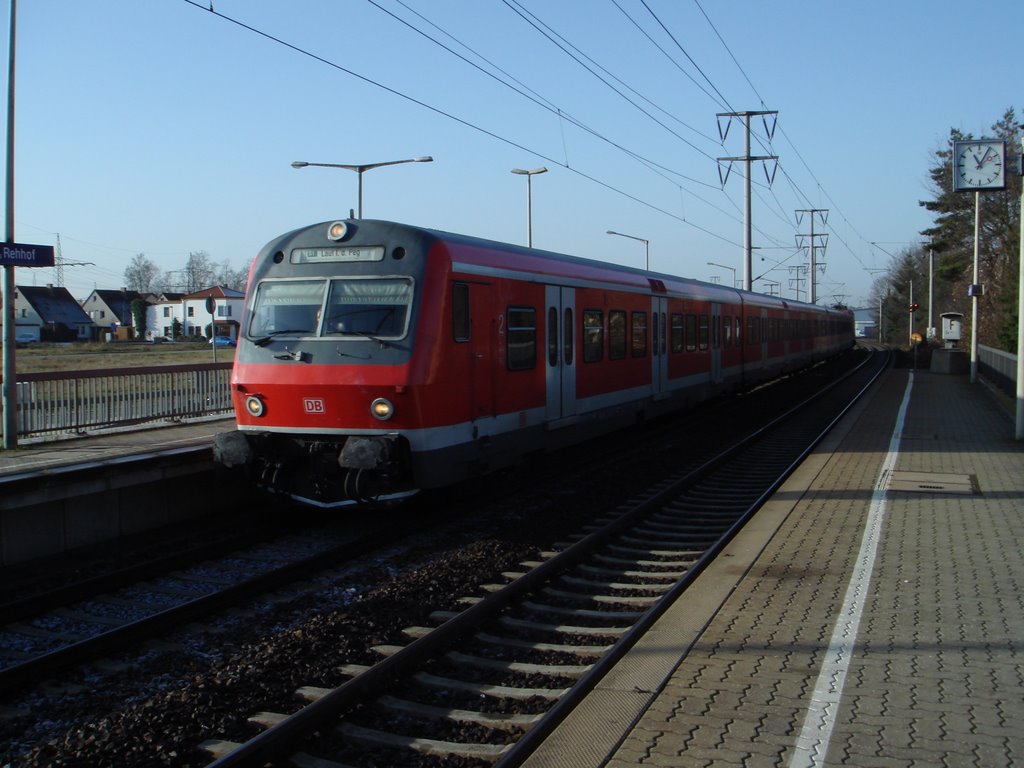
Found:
<box><xmin>788</xmin><ymin>371</ymin><xmax>915</xmax><ymax>768</ymax></box>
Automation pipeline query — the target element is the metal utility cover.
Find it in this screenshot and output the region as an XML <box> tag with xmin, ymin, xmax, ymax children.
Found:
<box><xmin>886</xmin><ymin>471</ymin><xmax>978</xmax><ymax>495</ymax></box>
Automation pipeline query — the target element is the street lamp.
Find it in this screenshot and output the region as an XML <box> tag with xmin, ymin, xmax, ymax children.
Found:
<box><xmin>291</xmin><ymin>156</ymin><xmax>433</xmax><ymax>219</ymax></box>
<box><xmin>707</xmin><ymin>261</ymin><xmax>737</xmax><ymax>288</ymax></box>
<box><xmin>511</xmin><ymin>167</ymin><xmax>547</xmax><ymax>247</ymax></box>
<box><xmin>607</xmin><ymin>230</ymin><xmax>650</xmax><ymax>271</ymax></box>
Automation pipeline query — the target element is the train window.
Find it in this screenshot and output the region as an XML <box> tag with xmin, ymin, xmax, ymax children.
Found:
<box><xmin>734</xmin><ymin>316</ymin><xmax>741</xmax><ymax>345</ymax></box>
<box><xmin>723</xmin><ymin>315</ymin><xmax>732</xmax><ymax>347</ymax></box>
<box><xmin>608</xmin><ymin>310</ymin><xmax>626</xmax><ymax>360</ymax></box>
<box><xmin>583</xmin><ymin>310</ymin><xmax>603</xmax><ymax>363</ymax></box>
<box><xmin>323</xmin><ymin>278</ymin><xmax>413</xmax><ymax>339</ymax></box>
<box><xmin>507</xmin><ymin>307</ymin><xmax>536</xmax><ymax>371</ymax></box>
<box><xmin>632</xmin><ymin>312</ymin><xmax>647</xmax><ymax>358</ymax></box>
<box><xmin>712</xmin><ymin>315</ymin><xmax>720</xmax><ymax>349</ymax></box>
<box><xmin>249</xmin><ymin>280</ymin><xmax>326</xmax><ymax>338</ymax></box>
<box><xmin>746</xmin><ymin>316</ymin><xmax>758</xmax><ymax>345</ymax></box>
<box><xmin>671</xmin><ymin>313</ymin><xmax>684</xmax><ymax>353</ymax></box>
<box><xmin>685</xmin><ymin>314</ymin><xmax>697</xmax><ymax>352</ymax></box>
<box><xmin>563</xmin><ymin>308</ymin><xmax>573</xmax><ymax>365</ymax></box>
<box><xmin>652</xmin><ymin>312</ymin><xmax>659</xmax><ymax>356</ymax></box>
<box><xmin>660</xmin><ymin>312</ymin><xmax>667</xmax><ymax>354</ymax></box>
<box><xmin>698</xmin><ymin>315</ymin><xmax>709</xmax><ymax>351</ymax></box>
<box><xmin>453</xmin><ymin>283</ymin><xmax>470</xmax><ymax>342</ymax></box>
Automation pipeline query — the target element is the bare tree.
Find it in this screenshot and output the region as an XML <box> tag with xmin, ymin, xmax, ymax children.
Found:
<box><xmin>183</xmin><ymin>251</ymin><xmax>216</xmax><ymax>292</ymax></box>
<box><xmin>214</xmin><ymin>258</ymin><xmax>249</xmax><ymax>291</ymax></box>
<box><xmin>123</xmin><ymin>253</ymin><xmax>159</xmax><ymax>291</ymax></box>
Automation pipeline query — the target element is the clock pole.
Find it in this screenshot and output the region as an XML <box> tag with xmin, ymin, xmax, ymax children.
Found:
<box><xmin>1016</xmin><ymin>133</ymin><xmax>1023</xmax><ymax>441</ymax></box>
<box><xmin>970</xmin><ymin>190</ymin><xmax>980</xmax><ymax>384</ymax></box>
<box><xmin>952</xmin><ymin>139</ymin><xmax>1006</xmax><ymax>386</ymax></box>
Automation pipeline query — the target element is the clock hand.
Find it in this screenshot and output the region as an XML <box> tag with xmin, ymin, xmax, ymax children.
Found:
<box><xmin>978</xmin><ymin>147</ymin><xmax>992</xmax><ymax>166</ymax></box>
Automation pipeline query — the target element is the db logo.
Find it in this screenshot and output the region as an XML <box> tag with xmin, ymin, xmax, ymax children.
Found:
<box><xmin>303</xmin><ymin>398</ymin><xmax>326</xmax><ymax>414</ymax></box>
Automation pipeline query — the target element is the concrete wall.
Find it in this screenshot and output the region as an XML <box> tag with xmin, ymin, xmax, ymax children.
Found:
<box><xmin>0</xmin><ymin>450</ymin><xmax>250</xmax><ymax>566</ymax></box>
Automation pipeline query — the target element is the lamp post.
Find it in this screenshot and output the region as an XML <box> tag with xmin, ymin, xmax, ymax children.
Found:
<box><xmin>291</xmin><ymin>156</ymin><xmax>432</xmax><ymax>219</ymax></box>
<box><xmin>607</xmin><ymin>230</ymin><xmax>650</xmax><ymax>271</ymax></box>
<box><xmin>707</xmin><ymin>261</ymin><xmax>737</xmax><ymax>288</ymax></box>
<box><xmin>511</xmin><ymin>167</ymin><xmax>547</xmax><ymax>247</ymax></box>
<box><xmin>2</xmin><ymin>0</ymin><xmax>16</xmax><ymax>449</ymax></box>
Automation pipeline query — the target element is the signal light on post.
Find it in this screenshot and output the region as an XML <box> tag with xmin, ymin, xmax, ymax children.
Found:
<box><xmin>908</xmin><ymin>303</ymin><xmax>920</xmax><ymax>313</ymax></box>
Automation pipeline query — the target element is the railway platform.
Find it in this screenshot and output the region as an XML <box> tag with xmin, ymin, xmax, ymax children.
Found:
<box><xmin>524</xmin><ymin>367</ymin><xmax>1024</xmax><ymax>768</ymax></box>
<box><xmin>0</xmin><ymin>416</ymin><xmax>232</xmax><ymax>478</ymax></box>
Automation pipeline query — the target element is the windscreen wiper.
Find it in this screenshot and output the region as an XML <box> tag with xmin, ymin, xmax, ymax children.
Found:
<box><xmin>252</xmin><ymin>330</ymin><xmax>312</xmax><ymax>347</ymax></box>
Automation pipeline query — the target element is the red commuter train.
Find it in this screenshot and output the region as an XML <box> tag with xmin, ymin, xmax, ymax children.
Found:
<box><xmin>213</xmin><ymin>219</ymin><xmax>853</xmax><ymax>507</ymax></box>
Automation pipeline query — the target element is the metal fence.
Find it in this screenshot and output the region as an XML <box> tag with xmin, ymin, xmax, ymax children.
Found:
<box><xmin>2</xmin><ymin>362</ymin><xmax>234</xmax><ymax>441</ymax></box>
<box><xmin>979</xmin><ymin>344</ymin><xmax>1017</xmax><ymax>398</ymax></box>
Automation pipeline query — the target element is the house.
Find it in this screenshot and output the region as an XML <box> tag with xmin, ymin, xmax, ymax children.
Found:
<box><xmin>145</xmin><ymin>286</ymin><xmax>245</xmax><ymax>341</ymax></box>
<box><xmin>81</xmin><ymin>288</ymin><xmax>148</xmax><ymax>340</ymax></box>
<box><xmin>1</xmin><ymin>284</ymin><xmax>93</xmax><ymax>342</ymax></box>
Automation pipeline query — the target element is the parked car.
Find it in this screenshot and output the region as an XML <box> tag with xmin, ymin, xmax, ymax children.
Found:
<box><xmin>15</xmin><ymin>333</ymin><xmax>36</xmax><ymax>347</ymax></box>
<box><xmin>210</xmin><ymin>336</ymin><xmax>236</xmax><ymax>347</ymax></box>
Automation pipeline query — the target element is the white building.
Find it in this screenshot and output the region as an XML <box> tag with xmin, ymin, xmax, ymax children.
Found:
<box><xmin>145</xmin><ymin>286</ymin><xmax>245</xmax><ymax>341</ymax></box>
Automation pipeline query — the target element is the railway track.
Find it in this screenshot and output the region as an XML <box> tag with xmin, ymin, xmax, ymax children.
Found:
<box><xmin>0</xmin><ymin>523</ymin><xmax>397</xmax><ymax>695</ymax></box>
<box><xmin>195</xmin><ymin>348</ymin><xmax>890</xmax><ymax>767</ymax></box>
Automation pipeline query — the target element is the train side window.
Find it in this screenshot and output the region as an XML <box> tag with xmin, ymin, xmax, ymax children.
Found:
<box><xmin>711</xmin><ymin>315</ymin><xmax>720</xmax><ymax>349</ymax></box>
<box><xmin>563</xmin><ymin>308</ymin><xmax>573</xmax><ymax>365</ymax></box>
<box><xmin>548</xmin><ymin>307</ymin><xmax>558</xmax><ymax>366</ymax></box>
<box><xmin>671</xmin><ymin>313</ymin><xmax>684</xmax><ymax>353</ymax></box>
<box><xmin>747</xmin><ymin>315</ymin><xmax>758</xmax><ymax>345</ymax></box>
<box><xmin>698</xmin><ymin>314</ymin><xmax>709</xmax><ymax>351</ymax></box>
<box><xmin>632</xmin><ymin>311</ymin><xmax>648</xmax><ymax>357</ymax></box>
<box><xmin>685</xmin><ymin>314</ymin><xmax>697</xmax><ymax>352</ymax></box>
<box><xmin>661</xmin><ymin>312</ymin><xmax>667</xmax><ymax>354</ymax></box>
<box><xmin>735</xmin><ymin>316</ymin><xmax>742</xmax><ymax>345</ymax></box>
<box><xmin>723</xmin><ymin>315</ymin><xmax>732</xmax><ymax>347</ymax></box>
<box><xmin>507</xmin><ymin>306</ymin><xmax>536</xmax><ymax>371</ymax></box>
<box><xmin>608</xmin><ymin>310</ymin><xmax>627</xmax><ymax>360</ymax></box>
<box><xmin>583</xmin><ymin>310</ymin><xmax>604</xmax><ymax>363</ymax></box>
<box><xmin>452</xmin><ymin>283</ymin><xmax>470</xmax><ymax>342</ymax></box>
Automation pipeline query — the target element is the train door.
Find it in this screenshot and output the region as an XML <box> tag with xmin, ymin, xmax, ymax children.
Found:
<box><xmin>710</xmin><ymin>302</ymin><xmax>723</xmax><ymax>384</ymax></box>
<box><xmin>465</xmin><ymin>282</ymin><xmax>494</xmax><ymax>420</ymax></box>
<box><xmin>651</xmin><ymin>296</ymin><xmax>669</xmax><ymax>398</ymax></box>
<box><xmin>545</xmin><ymin>285</ymin><xmax>576</xmax><ymax>423</ymax></box>
<box><xmin>760</xmin><ymin>307</ymin><xmax>769</xmax><ymax>362</ymax></box>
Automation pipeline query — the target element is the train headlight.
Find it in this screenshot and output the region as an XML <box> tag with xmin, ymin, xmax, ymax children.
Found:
<box><xmin>327</xmin><ymin>221</ymin><xmax>349</xmax><ymax>241</ymax></box>
<box><xmin>370</xmin><ymin>398</ymin><xmax>394</xmax><ymax>421</ymax></box>
<box><xmin>245</xmin><ymin>395</ymin><xmax>265</xmax><ymax>417</ymax></box>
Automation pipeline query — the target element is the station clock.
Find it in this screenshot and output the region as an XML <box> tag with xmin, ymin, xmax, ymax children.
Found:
<box><xmin>953</xmin><ymin>139</ymin><xmax>1006</xmax><ymax>191</ymax></box>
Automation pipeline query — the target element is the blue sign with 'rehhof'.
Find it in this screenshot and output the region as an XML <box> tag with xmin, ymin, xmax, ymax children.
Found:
<box><xmin>0</xmin><ymin>242</ymin><xmax>56</xmax><ymax>267</ymax></box>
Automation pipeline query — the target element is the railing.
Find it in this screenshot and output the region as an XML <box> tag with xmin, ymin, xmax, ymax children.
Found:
<box><xmin>979</xmin><ymin>344</ymin><xmax>1017</xmax><ymax>398</ymax></box>
<box><xmin>1</xmin><ymin>363</ymin><xmax>234</xmax><ymax>441</ymax></box>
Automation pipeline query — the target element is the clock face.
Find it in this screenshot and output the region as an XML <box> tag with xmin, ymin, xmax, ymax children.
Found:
<box><xmin>954</xmin><ymin>140</ymin><xmax>1006</xmax><ymax>190</ymax></box>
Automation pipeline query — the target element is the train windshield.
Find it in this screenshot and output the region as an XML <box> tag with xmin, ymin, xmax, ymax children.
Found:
<box><xmin>248</xmin><ymin>277</ymin><xmax>413</xmax><ymax>340</ymax></box>
<box><xmin>322</xmin><ymin>278</ymin><xmax>412</xmax><ymax>339</ymax></box>
<box><xmin>248</xmin><ymin>280</ymin><xmax>325</xmax><ymax>338</ymax></box>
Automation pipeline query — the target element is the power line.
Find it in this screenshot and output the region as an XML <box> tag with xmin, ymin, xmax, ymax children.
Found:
<box><xmin>180</xmin><ymin>0</ymin><xmax>740</xmax><ymax>247</ymax></box>
<box><xmin>371</xmin><ymin>0</ymin><xmax>719</xmax><ymax>189</ymax></box>
<box><xmin>501</xmin><ymin>0</ymin><xmax>718</xmax><ymax>155</ymax></box>
<box><xmin>690</xmin><ymin>0</ymin><xmax>878</xmax><ymax>277</ymax></box>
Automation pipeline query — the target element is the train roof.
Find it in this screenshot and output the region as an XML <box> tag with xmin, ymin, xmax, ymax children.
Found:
<box><xmin>295</xmin><ymin>219</ymin><xmax>844</xmax><ymax>315</ymax></box>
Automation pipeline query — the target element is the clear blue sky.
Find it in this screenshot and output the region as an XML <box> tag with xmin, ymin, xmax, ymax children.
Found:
<box><xmin>3</xmin><ymin>0</ymin><xmax>1021</xmax><ymax>307</ymax></box>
